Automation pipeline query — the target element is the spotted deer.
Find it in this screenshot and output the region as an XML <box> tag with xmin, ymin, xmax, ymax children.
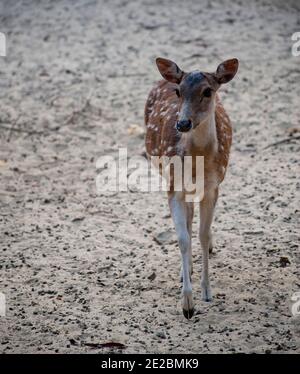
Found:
<box><xmin>145</xmin><ymin>57</ymin><xmax>239</xmax><ymax>319</ymax></box>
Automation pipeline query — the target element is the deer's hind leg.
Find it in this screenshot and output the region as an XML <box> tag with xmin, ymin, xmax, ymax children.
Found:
<box><xmin>207</xmin><ymin>188</ymin><xmax>218</xmax><ymax>254</ymax></box>
<box><xmin>168</xmin><ymin>192</ymin><xmax>194</xmax><ymax>319</ymax></box>
<box><xmin>199</xmin><ymin>187</ymin><xmax>218</xmax><ymax>302</ymax></box>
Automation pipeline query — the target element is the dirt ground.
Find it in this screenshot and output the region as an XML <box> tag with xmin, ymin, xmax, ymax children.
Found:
<box><xmin>0</xmin><ymin>0</ymin><xmax>299</xmax><ymax>354</ymax></box>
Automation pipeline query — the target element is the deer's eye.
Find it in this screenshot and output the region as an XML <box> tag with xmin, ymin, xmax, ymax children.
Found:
<box><xmin>175</xmin><ymin>88</ymin><xmax>180</xmax><ymax>98</ymax></box>
<box><xmin>203</xmin><ymin>88</ymin><xmax>212</xmax><ymax>97</ymax></box>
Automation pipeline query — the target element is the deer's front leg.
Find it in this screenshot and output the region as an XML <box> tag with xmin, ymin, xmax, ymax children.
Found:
<box><xmin>199</xmin><ymin>187</ymin><xmax>218</xmax><ymax>302</ymax></box>
<box><xmin>168</xmin><ymin>192</ymin><xmax>194</xmax><ymax>319</ymax></box>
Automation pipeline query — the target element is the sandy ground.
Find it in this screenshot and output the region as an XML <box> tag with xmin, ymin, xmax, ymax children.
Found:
<box><xmin>0</xmin><ymin>0</ymin><xmax>300</xmax><ymax>354</ymax></box>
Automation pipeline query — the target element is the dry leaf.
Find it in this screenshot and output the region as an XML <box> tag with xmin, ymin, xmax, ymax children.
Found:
<box><xmin>127</xmin><ymin>124</ymin><xmax>144</xmax><ymax>138</ymax></box>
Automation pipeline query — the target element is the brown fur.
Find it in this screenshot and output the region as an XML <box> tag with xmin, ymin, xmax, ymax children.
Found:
<box><xmin>145</xmin><ymin>80</ymin><xmax>232</xmax><ymax>190</ymax></box>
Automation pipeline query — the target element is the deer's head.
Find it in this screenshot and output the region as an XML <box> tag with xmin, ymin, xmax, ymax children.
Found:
<box><xmin>156</xmin><ymin>57</ymin><xmax>239</xmax><ymax>132</ymax></box>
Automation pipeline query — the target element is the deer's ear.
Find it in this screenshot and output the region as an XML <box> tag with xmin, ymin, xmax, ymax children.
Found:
<box><xmin>214</xmin><ymin>58</ymin><xmax>239</xmax><ymax>84</ymax></box>
<box><xmin>156</xmin><ymin>57</ymin><xmax>184</xmax><ymax>84</ymax></box>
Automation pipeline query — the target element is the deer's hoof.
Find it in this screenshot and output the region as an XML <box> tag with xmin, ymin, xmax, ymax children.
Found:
<box><xmin>209</xmin><ymin>245</ymin><xmax>213</xmax><ymax>254</ymax></box>
<box><xmin>183</xmin><ymin>307</ymin><xmax>194</xmax><ymax>319</ymax></box>
<box><xmin>202</xmin><ymin>292</ymin><xmax>212</xmax><ymax>302</ymax></box>
<box><xmin>201</xmin><ymin>285</ymin><xmax>212</xmax><ymax>302</ymax></box>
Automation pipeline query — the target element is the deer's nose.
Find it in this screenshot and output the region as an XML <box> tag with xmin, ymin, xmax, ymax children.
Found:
<box><xmin>176</xmin><ymin>120</ymin><xmax>192</xmax><ymax>132</ymax></box>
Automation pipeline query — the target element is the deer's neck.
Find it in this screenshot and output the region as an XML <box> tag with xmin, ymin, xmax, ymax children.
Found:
<box><xmin>179</xmin><ymin>100</ymin><xmax>218</xmax><ymax>156</ymax></box>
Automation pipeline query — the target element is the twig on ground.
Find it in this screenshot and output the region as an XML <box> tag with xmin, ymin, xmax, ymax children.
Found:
<box><xmin>0</xmin><ymin>124</ymin><xmax>45</xmax><ymax>136</ymax></box>
<box><xmin>63</xmin><ymin>90</ymin><xmax>98</xmax><ymax>125</ymax></box>
<box><xmin>64</xmin><ymin>98</ymin><xmax>91</xmax><ymax>125</ymax></box>
<box><xmin>81</xmin><ymin>342</ymin><xmax>126</xmax><ymax>349</ymax></box>
<box><xmin>263</xmin><ymin>135</ymin><xmax>300</xmax><ymax>149</ymax></box>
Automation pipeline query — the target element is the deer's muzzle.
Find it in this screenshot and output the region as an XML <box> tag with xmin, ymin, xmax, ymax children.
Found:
<box><xmin>176</xmin><ymin>120</ymin><xmax>192</xmax><ymax>132</ymax></box>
